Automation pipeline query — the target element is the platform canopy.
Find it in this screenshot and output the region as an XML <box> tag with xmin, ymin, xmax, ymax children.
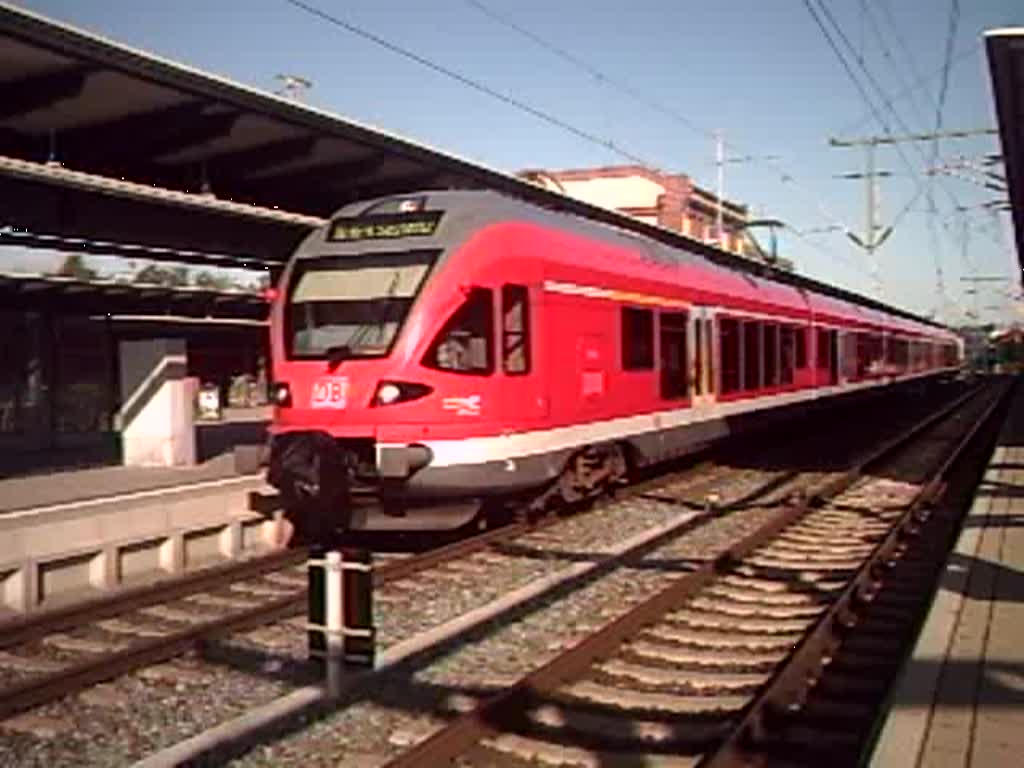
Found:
<box><xmin>0</xmin><ymin>1</ymin><xmax>567</xmax><ymax>267</ymax></box>
<box><xmin>0</xmin><ymin>2</ymin><xmax>957</xmax><ymax>328</ymax></box>
<box><xmin>986</xmin><ymin>28</ymin><xmax>1024</xmax><ymax>283</ymax></box>
<box><xmin>0</xmin><ymin>269</ymin><xmax>268</xmax><ymax>320</ymax></box>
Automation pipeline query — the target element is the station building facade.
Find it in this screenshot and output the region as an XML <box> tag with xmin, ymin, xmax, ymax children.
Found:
<box><xmin>517</xmin><ymin>165</ymin><xmax>752</xmax><ymax>256</ymax></box>
<box><xmin>0</xmin><ymin>268</ymin><xmax>268</xmax><ymax>476</ymax></box>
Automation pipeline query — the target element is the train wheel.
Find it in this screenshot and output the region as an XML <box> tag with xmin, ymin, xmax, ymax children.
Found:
<box><xmin>607</xmin><ymin>443</ymin><xmax>629</xmax><ymax>487</ymax></box>
<box><xmin>557</xmin><ymin>453</ymin><xmax>589</xmax><ymax>506</ymax></box>
<box><xmin>557</xmin><ymin>444</ymin><xmax>629</xmax><ymax>506</ymax></box>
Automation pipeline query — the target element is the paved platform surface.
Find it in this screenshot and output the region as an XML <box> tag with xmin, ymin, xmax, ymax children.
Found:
<box><xmin>0</xmin><ymin>407</ymin><xmax>269</xmax><ymax>515</ymax></box>
<box><xmin>870</xmin><ymin>381</ymin><xmax>1024</xmax><ymax>766</ymax></box>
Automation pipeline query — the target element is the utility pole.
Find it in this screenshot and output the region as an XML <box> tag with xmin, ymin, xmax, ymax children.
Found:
<box><xmin>715</xmin><ymin>131</ymin><xmax>724</xmax><ymax>247</ymax></box>
<box><xmin>829</xmin><ymin>126</ymin><xmax>997</xmax><ymax>300</ymax></box>
<box><xmin>713</xmin><ymin>131</ymin><xmax>779</xmax><ymax>250</ymax></box>
<box><xmin>833</xmin><ymin>146</ymin><xmax>893</xmax><ymax>297</ymax></box>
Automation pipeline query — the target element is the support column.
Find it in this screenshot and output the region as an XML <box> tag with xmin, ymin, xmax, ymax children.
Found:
<box><xmin>117</xmin><ymin>339</ymin><xmax>196</xmax><ymax>467</ymax></box>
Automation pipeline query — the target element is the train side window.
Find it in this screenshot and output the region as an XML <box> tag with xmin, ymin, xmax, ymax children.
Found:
<box><xmin>720</xmin><ymin>317</ymin><xmax>741</xmax><ymax>394</ymax></box>
<box><xmin>423</xmin><ymin>287</ymin><xmax>494</xmax><ymax>374</ymax></box>
<box><xmin>894</xmin><ymin>338</ymin><xmax>909</xmax><ymax>371</ymax></box>
<box><xmin>829</xmin><ymin>330</ymin><xmax>840</xmax><ymax>384</ymax></box>
<box><xmin>900</xmin><ymin>339</ymin><xmax>910</xmax><ymax>370</ymax></box>
<box><xmin>743</xmin><ymin>320</ymin><xmax>762</xmax><ymax>391</ymax></box>
<box><xmin>842</xmin><ymin>333</ymin><xmax>858</xmax><ymax>380</ymax></box>
<box><xmin>871</xmin><ymin>334</ymin><xmax>884</xmax><ymax>375</ymax></box>
<box><xmin>501</xmin><ymin>284</ymin><xmax>530</xmax><ymax>375</ymax></box>
<box><xmin>795</xmin><ymin>327</ymin><xmax>807</xmax><ymax>369</ymax></box>
<box><xmin>764</xmin><ymin>324</ymin><xmax>779</xmax><ymax>387</ymax></box>
<box><xmin>704</xmin><ymin>318</ymin><xmax>715</xmax><ymax>394</ymax></box>
<box><xmin>780</xmin><ymin>326</ymin><xmax>795</xmax><ymax>385</ymax></box>
<box><xmin>855</xmin><ymin>332</ymin><xmax>869</xmax><ymax>378</ymax></box>
<box><xmin>659</xmin><ymin>311</ymin><xmax>688</xmax><ymax>399</ymax></box>
<box><xmin>816</xmin><ymin>328</ymin><xmax>830</xmax><ymax>370</ymax></box>
<box><xmin>694</xmin><ymin>319</ymin><xmax>703</xmax><ymax>396</ymax></box>
<box><xmin>622</xmin><ymin>307</ymin><xmax>654</xmax><ymax>370</ymax></box>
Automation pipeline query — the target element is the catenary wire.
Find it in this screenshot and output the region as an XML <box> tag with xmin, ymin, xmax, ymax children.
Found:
<box><xmin>281</xmin><ymin>0</ymin><xmax>657</xmax><ymax>168</ymax></box>
<box><xmin>465</xmin><ymin>0</ymin><xmax>871</xmax><ymax>268</ymax></box>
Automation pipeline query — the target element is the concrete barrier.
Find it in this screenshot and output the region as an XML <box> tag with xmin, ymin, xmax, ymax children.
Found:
<box><xmin>0</xmin><ymin>475</ymin><xmax>281</xmax><ymax>614</ymax></box>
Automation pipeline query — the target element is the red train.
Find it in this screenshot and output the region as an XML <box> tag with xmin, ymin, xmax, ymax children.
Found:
<box><xmin>264</xmin><ymin>190</ymin><xmax>961</xmax><ymax>540</ymax></box>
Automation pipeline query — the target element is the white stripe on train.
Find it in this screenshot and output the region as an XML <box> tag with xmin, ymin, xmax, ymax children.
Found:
<box><xmin>378</xmin><ymin>368</ymin><xmax>954</xmax><ymax>469</ymax></box>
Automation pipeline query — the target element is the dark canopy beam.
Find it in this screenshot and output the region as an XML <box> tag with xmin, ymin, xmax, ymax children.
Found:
<box><xmin>55</xmin><ymin>101</ymin><xmax>207</xmax><ymax>161</ymax></box>
<box><xmin>200</xmin><ymin>136</ymin><xmax>318</xmax><ymax>178</ymax></box>
<box><xmin>985</xmin><ymin>29</ymin><xmax>1024</xmax><ymax>281</ymax></box>
<box><xmin>339</xmin><ymin>170</ymin><xmax>453</xmax><ymax>205</ymax></box>
<box><xmin>0</xmin><ymin>65</ymin><xmax>93</xmax><ymax>119</ymax></box>
<box><xmin>132</xmin><ymin>111</ymin><xmax>240</xmax><ymax>160</ymax></box>
<box><xmin>232</xmin><ymin>156</ymin><xmax>387</xmax><ymax>211</ymax></box>
<box><xmin>0</xmin><ymin>171</ymin><xmax>313</xmax><ymax>266</ymax></box>
<box><xmin>243</xmin><ymin>155</ymin><xmax>382</xmax><ymax>186</ymax></box>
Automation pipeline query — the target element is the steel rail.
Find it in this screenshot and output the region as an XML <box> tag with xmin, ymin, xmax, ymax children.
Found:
<box><xmin>0</xmin><ymin>453</ymin><xmax>808</xmax><ymax>720</ymax></box>
<box><xmin>382</xmin><ymin>382</ymin><xmax>991</xmax><ymax>768</ymax></box>
<box><xmin>0</xmin><ymin>456</ymin><xmax>719</xmax><ymax>650</ymax></box>
<box><xmin>0</xmin><ymin>386</ymin><xmax>968</xmax><ymax>722</ymax></box>
<box><xmin>0</xmin><ymin>548</ymin><xmax>308</xmax><ymax>650</ymax></box>
<box><xmin>701</xmin><ymin>381</ymin><xmax>1010</xmax><ymax>768</ymax></box>
<box><xmin>0</xmin><ymin>520</ymin><xmax>534</xmax><ymax>720</ymax></box>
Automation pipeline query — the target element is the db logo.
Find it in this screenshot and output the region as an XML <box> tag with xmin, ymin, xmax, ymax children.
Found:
<box><xmin>442</xmin><ymin>395</ymin><xmax>482</xmax><ymax>416</ymax></box>
<box><xmin>311</xmin><ymin>377</ymin><xmax>349</xmax><ymax>409</ymax></box>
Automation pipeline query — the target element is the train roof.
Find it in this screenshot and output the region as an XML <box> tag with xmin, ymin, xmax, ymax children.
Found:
<box><xmin>312</xmin><ymin>189</ymin><xmax>953</xmax><ymax>338</ymax></box>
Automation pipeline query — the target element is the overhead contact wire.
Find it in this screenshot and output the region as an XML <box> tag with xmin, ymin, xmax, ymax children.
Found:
<box><xmin>281</xmin><ymin>0</ymin><xmax>656</xmax><ymax>168</ymax></box>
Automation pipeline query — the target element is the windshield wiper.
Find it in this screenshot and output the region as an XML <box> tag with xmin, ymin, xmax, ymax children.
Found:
<box><xmin>325</xmin><ymin>344</ymin><xmax>353</xmax><ymax>370</ymax></box>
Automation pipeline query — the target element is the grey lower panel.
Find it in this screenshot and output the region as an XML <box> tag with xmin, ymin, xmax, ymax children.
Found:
<box><xmin>264</xmin><ymin>376</ymin><xmax>949</xmax><ymax>531</ymax></box>
<box><xmin>405</xmin><ymin>416</ymin><xmax>731</xmax><ymax>498</ymax></box>
<box><xmin>405</xmin><ymin>449</ymin><xmax>569</xmax><ymax>497</ymax></box>
<box><xmin>402</xmin><ymin>375</ymin><xmax>945</xmax><ymax>500</ymax></box>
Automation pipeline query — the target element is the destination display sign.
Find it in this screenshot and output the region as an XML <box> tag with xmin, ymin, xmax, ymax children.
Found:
<box><xmin>327</xmin><ymin>212</ymin><xmax>443</xmax><ymax>242</ymax></box>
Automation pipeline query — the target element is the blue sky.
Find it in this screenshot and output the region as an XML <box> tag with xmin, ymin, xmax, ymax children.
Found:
<box><xmin>7</xmin><ymin>0</ymin><xmax>1023</xmax><ymax>324</ymax></box>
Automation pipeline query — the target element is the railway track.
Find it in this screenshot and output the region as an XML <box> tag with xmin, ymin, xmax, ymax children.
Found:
<box><xmin>0</xmin><ymin>382</ymin><xmax>975</xmax><ymax>765</ymax></box>
<box><xmin>381</xmin><ymin>381</ymin><xmax>1006</xmax><ymax>768</ymax></box>
<box><xmin>0</xmin><ymin>447</ymin><xmax>789</xmax><ymax>723</ymax></box>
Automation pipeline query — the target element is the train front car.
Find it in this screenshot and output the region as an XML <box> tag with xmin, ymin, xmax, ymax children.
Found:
<box><xmin>266</xmin><ymin>192</ymin><xmax>536</xmax><ymax>543</ymax></box>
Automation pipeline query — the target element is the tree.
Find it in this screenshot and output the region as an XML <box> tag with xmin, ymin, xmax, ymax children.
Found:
<box><xmin>134</xmin><ymin>263</ymin><xmax>189</xmax><ymax>287</ymax></box>
<box><xmin>193</xmin><ymin>270</ymin><xmax>234</xmax><ymax>291</ymax></box>
<box><xmin>57</xmin><ymin>254</ymin><xmax>97</xmax><ymax>282</ymax></box>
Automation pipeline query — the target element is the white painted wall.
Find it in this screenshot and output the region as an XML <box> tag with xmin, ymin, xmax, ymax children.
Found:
<box><xmin>118</xmin><ymin>339</ymin><xmax>196</xmax><ymax>467</ymax></box>
<box><xmin>558</xmin><ymin>175</ymin><xmax>665</xmax><ymax>210</ymax></box>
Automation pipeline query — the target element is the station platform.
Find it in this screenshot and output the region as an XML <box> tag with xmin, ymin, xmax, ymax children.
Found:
<box><xmin>0</xmin><ymin>407</ymin><xmax>278</xmax><ymax>614</ymax></box>
<box><xmin>870</xmin><ymin>382</ymin><xmax>1024</xmax><ymax>766</ymax></box>
<box><xmin>0</xmin><ymin>406</ymin><xmax>268</xmax><ymax>515</ymax></box>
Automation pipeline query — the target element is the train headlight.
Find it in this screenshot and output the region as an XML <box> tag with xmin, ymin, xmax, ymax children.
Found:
<box><xmin>377</xmin><ymin>383</ymin><xmax>402</xmax><ymax>405</ymax></box>
<box><xmin>371</xmin><ymin>380</ymin><xmax>433</xmax><ymax>407</ymax></box>
<box><xmin>270</xmin><ymin>382</ymin><xmax>292</xmax><ymax>407</ymax></box>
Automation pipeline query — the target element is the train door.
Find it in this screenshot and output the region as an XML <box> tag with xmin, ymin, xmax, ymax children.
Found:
<box><xmin>690</xmin><ymin>307</ymin><xmax>716</xmax><ymax>410</ymax></box>
<box><xmin>578</xmin><ymin>333</ymin><xmax>610</xmax><ymax>412</ymax></box>
<box><xmin>498</xmin><ymin>283</ymin><xmax>548</xmax><ymax>422</ymax></box>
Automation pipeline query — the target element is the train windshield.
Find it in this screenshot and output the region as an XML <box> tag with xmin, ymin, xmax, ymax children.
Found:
<box><xmin>286</xmin><ymin>250</ymin><xmax>438</xmax><ymax>359</ymax></box>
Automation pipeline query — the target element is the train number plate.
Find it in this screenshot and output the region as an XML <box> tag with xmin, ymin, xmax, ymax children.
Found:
<box><xmin>310</xmin><ymin>377</ymin><xmax>349</xmax><ymax>409</ymax></box>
